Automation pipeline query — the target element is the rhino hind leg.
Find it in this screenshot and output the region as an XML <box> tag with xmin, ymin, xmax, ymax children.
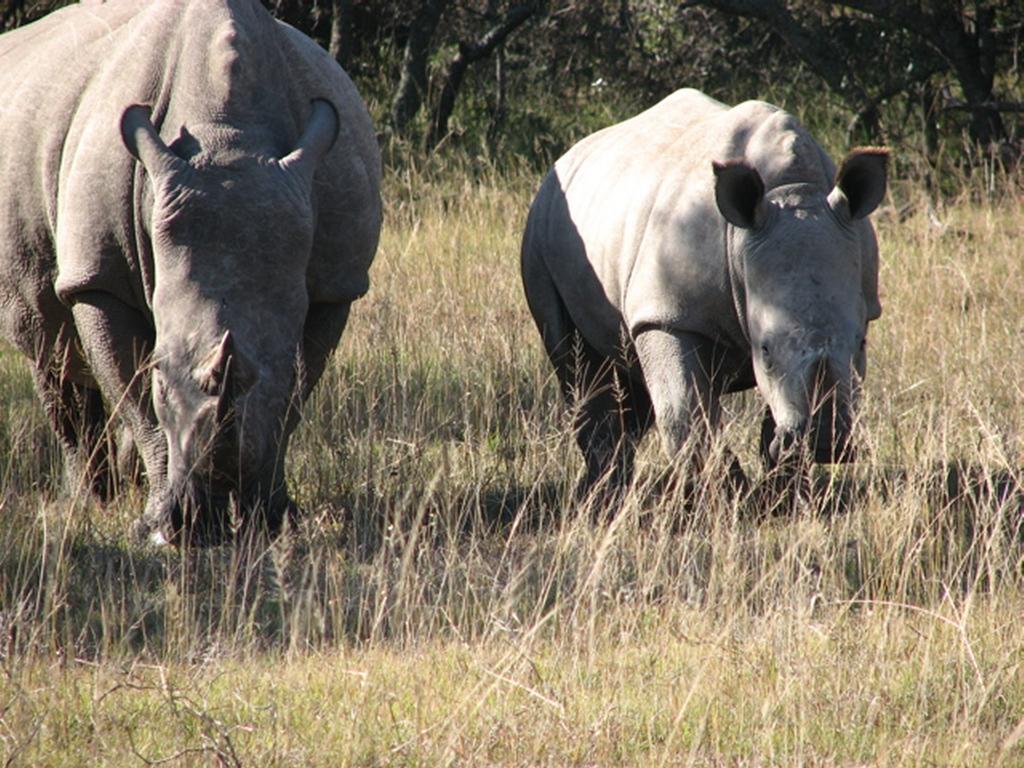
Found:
<box><xmin>31</xmin><ymin>359</ymin><xmax>116</xmax><ymax>503</ymax></box>
<box><xmin>568</xmin><ymin>353</ymin><xmax>652</xmax><ymax>507</ymax></box>
<box><xmin>524</xmin><ymin>262</ymin><xmax>651</xmax><ymax>504</ymax></box>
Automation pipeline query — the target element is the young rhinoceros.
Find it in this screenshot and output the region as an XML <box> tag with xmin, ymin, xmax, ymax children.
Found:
<box><xmin>0</xmin><ymin>0</ymin><xmax>381</xmax><ymax>545</ymax></box>
<box><xmin>521</xmin><ymin>89</ymin><xmax>887</xmax><ymax>498</ymax></box>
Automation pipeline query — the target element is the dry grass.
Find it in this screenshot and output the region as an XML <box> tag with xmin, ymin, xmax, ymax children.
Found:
<box><xmin>1</xmin><ymin>162</ymin><xmax>1023</xmax><ymax>766</ymax></box>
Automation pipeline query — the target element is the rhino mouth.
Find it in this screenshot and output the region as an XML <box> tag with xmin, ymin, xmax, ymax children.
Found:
<box><xmin>768</xmin><ymin>409</ymin><xmax>855</xmax><ymax>466</ymax></box>
<box><xmin>137</xmin><ymin>480</ymin><xmax>294</xmax><ymax>547</ymax></box>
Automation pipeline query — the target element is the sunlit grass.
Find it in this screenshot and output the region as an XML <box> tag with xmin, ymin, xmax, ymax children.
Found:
<box><xmin>1</xmin><ymin>161</ymin><xmax>1022</xmax><ymax>765</ymax></box>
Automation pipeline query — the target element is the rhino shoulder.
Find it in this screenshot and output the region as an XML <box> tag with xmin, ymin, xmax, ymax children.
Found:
<box><xmin>653</xmin><ymin>88</ymin><xmax>729</xmax><ymax>117</ymax></box>
<box><xmin>718</xmin><ymin>102</ymin><xmax>835</xmax><ymax>190</ymax></box>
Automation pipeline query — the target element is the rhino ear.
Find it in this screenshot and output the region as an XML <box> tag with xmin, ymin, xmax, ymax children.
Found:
<box><xmin>828</xmin><ymin>147</ymin><xmax>889</xmax><ymax>221</ymax></box>
<box><xmin>713</xmin><ymin>160</ymin><xmax>766</xmax><ymax>229</ymax></box>
<box><xmin>120</xmin><ymin>105</ymin><xmax>189</xmax><ymax>178</ymax></box>
<box><xmin>279</xmin><ymin>99</ymin><xmax>339</xmax><ymax>187</ymax></box>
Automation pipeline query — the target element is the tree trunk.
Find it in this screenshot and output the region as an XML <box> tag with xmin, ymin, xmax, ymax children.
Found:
<box><xmin>328</xmin><ymin>0</ymin><xmax>353</xmax><ymax>70</ymax></box>
<box><xmin>486</xmin><ymin>46</ymin><xmax>507</xmax><ymax>149</ymax></box>
<box><xmin>690</xmin><ymin>0</ymin><xmax>871</xmax><ymax>109</ymax></box>
<box><xmin>835</xmin><ymin>0</ymin><xmax>1008</xmax><ymax>151</ymax></box>
<box><xmin>390</xmin><ymin>0</ymin><xmax>448</xmax><ymax>137</ymax></box>
<box><xmin>929</xmin><ymin>3</ymin><xmax>1005</xmax><ymax>150</ymax></box>
<box><xmin>695</xmin><ymin>0</ymin><xmax>1013</xmax><ymax>156</ymax></box>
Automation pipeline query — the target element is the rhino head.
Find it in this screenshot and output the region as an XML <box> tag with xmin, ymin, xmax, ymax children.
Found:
<box><xmin>713</xmin><ymin>149</ymin><xmax>888</xmax><ymax>468</ymax></box>
<box><xmin>120</xmin><ymin>101</ymin><xmax>339</xmax><ymax>545</ymax></box>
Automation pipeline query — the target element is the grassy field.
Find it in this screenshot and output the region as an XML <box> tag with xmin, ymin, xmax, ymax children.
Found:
<box><xmin>1</xmin><ymin>158</ymin><xmax>1023</xmax><ymax>766</ymax></box>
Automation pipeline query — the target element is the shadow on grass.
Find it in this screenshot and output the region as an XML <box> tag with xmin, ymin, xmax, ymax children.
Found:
<box><xmin>313</xmin><ymin>477</ymin><xmax>569</xmax><ymax>557</ymax></box>
<box><xmin>326</xmin><ymin>458</ymin><xmax>1023</xmax><ymax>551</ymax></box>
<box><xmin>1</xmin><ymin>460</ymin><xmax>1019</xmax><ymax>659</ymax></box>
<box><xmin>725</xmin><ymin>460</ymin><xmax>1024</xmax><ymax>525</ymax></box>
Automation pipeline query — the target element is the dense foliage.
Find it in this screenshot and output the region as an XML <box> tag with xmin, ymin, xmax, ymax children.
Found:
<box><xmin>4</xmin><ymin>1</ymin><xmax>1022</xmax><ymax>186</ymax></box>
<box><xmin>265</xmin><ymin>0</ymin><xmax>1023</xmax><ymax>182</ymax></box>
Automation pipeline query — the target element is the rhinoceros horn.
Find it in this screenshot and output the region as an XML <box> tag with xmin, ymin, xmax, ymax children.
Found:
<box><xmin>195</xmin><ymin>331</ymin><xmax>237</xmax><ymax>428</ymax></box>
<box><xmin>119</xmin><ymin>104</ymin><xmax>190</xmax><ymax>179</ymax></box>
<box><xmin>278</xmin><ymin>99</ymin><xmax>339</xmax><ymax>186</ymax></box>
<box><xmin>196</xmin><ymin>330</ymin><xmax>234</xmax><ymax>393</ymax></box>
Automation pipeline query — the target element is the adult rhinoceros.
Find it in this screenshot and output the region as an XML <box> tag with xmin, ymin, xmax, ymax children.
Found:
<box><xmin>0</xmin><ymin>0</ymin><xmax>381</xmax><ymax>545</ymax></box>
<box><xmin>521</xmin><ymin>89</ymin><xmax>887</xmax><ymax>498</ymax></box>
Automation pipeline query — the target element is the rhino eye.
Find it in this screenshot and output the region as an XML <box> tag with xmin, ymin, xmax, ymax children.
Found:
<box><xmin>760</xmin><ymin>344</ymin><xmax>773</xmax><ymax>368</ymax></box>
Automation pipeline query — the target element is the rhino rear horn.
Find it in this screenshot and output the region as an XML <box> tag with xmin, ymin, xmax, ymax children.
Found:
<box><xmin>712</xmin><ymin>160</ymin><xmax>766</xmax><ymax>229</ymax></box>
<box><xmin>278</xmin><ymin>99</ymin><xmax>340</xmax><ymax>186</ymax></box>
<box><xmin>120</xmin><ymin>105</ymin><xmax>189</xmax><ymax>178</ymax></box>
<box><xmin>828</xmin><ymin>147</ymin><xmax>889</xmax><ymax>220</ymax></box>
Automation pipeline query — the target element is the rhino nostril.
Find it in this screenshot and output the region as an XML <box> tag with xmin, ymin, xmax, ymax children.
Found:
<box><xmin>779</xmin><ymin>426</ymin><xmax>802</xmax><ymax>450</ymax></box>
<box><xmin>768</xmin><ymin>422</ymin><xmax>807</xmax><ymax>464</ymax></box>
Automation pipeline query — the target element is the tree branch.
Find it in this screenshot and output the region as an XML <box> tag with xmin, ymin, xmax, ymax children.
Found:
<box><xmin>687</xmin><ymin>0</ymin><xmax>869</xmax><ymax>106</ymax></box>
<box><xmin>428</xmin><ymin>3</ymin><xmax>536</xmax><ymax>148</ymax></box>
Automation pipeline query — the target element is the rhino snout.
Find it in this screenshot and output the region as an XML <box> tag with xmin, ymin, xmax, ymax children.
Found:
<box><xmin>764</xmin><ymin>347</ymin><xmax>860</xmax><ymax>466</ymax></box>
<box><xmin>770</xmin><ymin>417</ymin><xmax>855</xmax><ymax>463</ymax></box>
<box><xmin>137</xmin><ymin>468</ymin><xmax>293</xmax><ymax>547</ymax></box>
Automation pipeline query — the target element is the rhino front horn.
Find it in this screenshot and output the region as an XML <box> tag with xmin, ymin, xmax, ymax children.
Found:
<box><xmin>196</xmin><ymin>331</ymin><xmax>235</xmax><ymax>397</ymax></box>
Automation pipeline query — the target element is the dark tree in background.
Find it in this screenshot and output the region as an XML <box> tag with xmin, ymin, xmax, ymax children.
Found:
<box><xmin>427</xmin><ymin>1</ymin><xmax>536</xmax><ymax>147</ymax></box>
<box><xmin>688</xmin><ymin>0</ymin><xmax>1021</xmax><ymax>161</ymax></box>
<box><xmin>3</xmin><ymin>0</ymin><xmax>1022</xmax><ymax>178</ymax></box>
<box><xmin>390</xmin><ymin>0</ymin><xmax>449</xmax><ymax>136</ymax></box>
<box><xmin>2</xmin><ymin>0</ymin><xmax>66</xmax><ymax>30</ymax></box>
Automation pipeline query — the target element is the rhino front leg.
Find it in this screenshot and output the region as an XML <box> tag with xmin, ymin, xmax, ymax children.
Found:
<box><xmin>253</xmin><ymin>300</ymin><xmax>354</xmax><ymax>533</ymax></box>
<box><xmin>30</xmin><ymin>330</ymin><xmax>115</xmax><ymax>502</ymax></box>
<box><xmin>634</xmin><ymin>329</ymin><xmax>746</xmax><ymax>495</ymax></box>
<box><xmin>299</xmin><ymin>301</ymin><xmax>352</xmax><ymax>402</ymax></box>
<box><xmin>69</xmin><ymin>292</ymin><xmax>169</xmax><ymax>537</ymax></box>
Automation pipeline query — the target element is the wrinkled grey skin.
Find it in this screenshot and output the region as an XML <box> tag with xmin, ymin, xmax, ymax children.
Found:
<box><xmin>521</xmin><ymin>89</ymin><xmax>887</xmax><ymax>496</ymax></box>
<box><xmin>0</xmin><ymin>0</ymin><xmax>381</xmax><ymax>545</ymax></box>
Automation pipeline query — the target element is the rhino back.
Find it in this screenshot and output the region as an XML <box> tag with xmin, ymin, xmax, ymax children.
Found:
<box><xmin>0</xmin><ymin>0</ymin><xmax>380</xmax><ymax>365</ymax></box>
<box><xmin>534</xmin><ymin>88</ymin><xmax>840</xmax><ymax>357</ymax></box>
<box><xmin>0</xmin><ymin>1</ymin><xmax>142</xmax><ymax>362</ymax></box>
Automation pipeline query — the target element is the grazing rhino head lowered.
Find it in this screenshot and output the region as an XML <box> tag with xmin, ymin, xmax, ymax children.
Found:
<box><xmin>521</xmin><ymin>89</ymin><xmax>886</xmax><ymax>499</ymax></box>
<box><xmin>120</xmin><ymin>101</ymin><xmax>343</xmax><ymax>542</ymax></box>
<box><xmin>0</xmin><ymin>0</ymin><xmax>381</xmax><ymax>545</ymax></box>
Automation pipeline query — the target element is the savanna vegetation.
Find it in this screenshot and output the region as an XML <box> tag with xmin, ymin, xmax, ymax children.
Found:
<box><xmin>2</xmin><ymin>1</ymin><xmax>1024</xmax><ymax>765</ymax></box>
